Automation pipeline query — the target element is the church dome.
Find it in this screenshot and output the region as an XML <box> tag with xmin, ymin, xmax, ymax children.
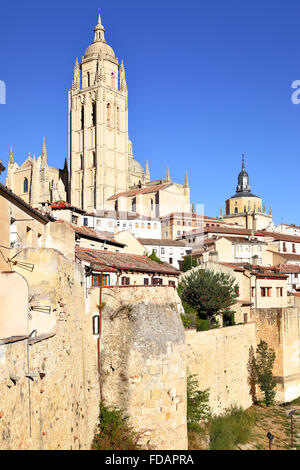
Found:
<box><xmin>128</xmin><ymin>157</ymin><xmax>144</xmax><ymax>175</ymax></box>
<box><xmin>84</xmin><ymin>42</ymin><xmax>115</xmax><ymax>59</ymax></box>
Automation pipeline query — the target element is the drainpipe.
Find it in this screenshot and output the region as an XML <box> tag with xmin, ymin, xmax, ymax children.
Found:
<box><xmin>98</xmin><ymin>272</ymin><xmax>103</xmax><ymax>402</ymax></box>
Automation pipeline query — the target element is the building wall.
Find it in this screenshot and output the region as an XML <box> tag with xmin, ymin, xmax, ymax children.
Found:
<box><xmin>0</xmin><ymin>251</ymin><xmax>100</xmax><ymax>450</ymax></box>
<box><xmin>186</xmin><ymin>324</ymin><xmax>256</xmax><ymax>415</ymax></box>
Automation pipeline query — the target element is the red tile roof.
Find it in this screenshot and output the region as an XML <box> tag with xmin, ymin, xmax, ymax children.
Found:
<box><xmin>107</xmin><ymin>183</ymin><xmax>172</xmax><ymax>201</ymax></box>
<box><xmin>138</xmin><ymin>238</ymin><xmax>187</xmax><ymax>247</ymax></box>
<box><xmin>220</xmin><ymin>262</ymin><xmax>288</xmax><ymax>279</ymax></box>
<box><xmin>76</xmin><ymin>247</ymin><xmax>180</xmax><ymax>275</ymax></box>
<box><xmin>275</xmin><ymin>253</ymin><xmax>300</xmax><ymax>261</ymax></box>
<box><xmin>55</xmin><ymin>221</ymin><xmax>125</xmax><ymax>247</ymax></box>
<box><xmin>51</xmin><ymin>200</ymin><xmax>86</xmax><ymax>213</ymax></box>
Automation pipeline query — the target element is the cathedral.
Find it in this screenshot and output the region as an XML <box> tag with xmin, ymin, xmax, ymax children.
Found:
<box><xmin>6</xmin><ymin>13</ymin><xmax>190</xmax><ymax>214</ymax></box>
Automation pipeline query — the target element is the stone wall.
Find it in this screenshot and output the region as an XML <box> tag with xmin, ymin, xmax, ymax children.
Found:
<box><xmin>186</xmin><ymin>323</ymin><xmax>256</xmax><ymax>415</ymax></box>
<box><xmin>253</xmin><ymin>307</ymin><xmax>300</xmax><ymax>403</ymax></box>
<box><xmin>88</xmin><ymin>285</ymin><xmax>188</xmax><ymax>450</ymax></box>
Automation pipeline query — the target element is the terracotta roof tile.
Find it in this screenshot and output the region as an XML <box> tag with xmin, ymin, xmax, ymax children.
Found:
<box><xmin>138</xmin><ymin>238</ymin><xmax>187</xmax><ymax>247</ymax></box>
<box><xmin>107</xmin><ymin>183</ymin><xmax>172</xmax><ymax>201</ymax></box>
<box><xmin>76</xmin><ymin>247</ymin><xmax>180</xmax><ymax>275</ymax></box>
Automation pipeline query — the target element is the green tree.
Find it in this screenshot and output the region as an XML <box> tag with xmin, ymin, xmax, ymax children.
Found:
<box><xmin>251</xmin><ymin>340</ymin><xmax>277</xmax><ymax>407</ymax></box>
<box><xmin>181</xmin><ymin>255</ymin><xmax>198</xmax><ymax>272</ymax></box>
<box><xmin>187</xmin><ymin>373</ymin><xmax>210</xmax><ymax>430</ymax></box>
<box><xmin>147</xmin><ymin>250</ymin><xmax>163</xmax><ymax>264</ymax></box>
<box><xmin>178</xmin><ymin>269</ymin><xmax>239</xmax><ymax>327</ymax></box>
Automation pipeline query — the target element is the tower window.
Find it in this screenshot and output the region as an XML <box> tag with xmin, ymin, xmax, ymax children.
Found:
<box><xmin>81</xmin><ymin>106</ymin><xmax>84</xmax><ymax>129</ymax></box>
<box><xmin>93</xmin><ymin>151</ymin><xmax>96</xmax><ymax>167</ymax></box>
<box><xmin>107</xmin><ymin>103</ymin><xmax>111</xmax><ymax>126</ymax></box>
<box><xmin>111</xmin><ymin>73</ymin><xmax>115</xmax><ymax>87</ymax></box>
<box><xmin>80</xmin><ymin>154</ymin><xmax>83</xmax><ymax>170</ymax></box>
<box><xmin>117</xmin><ymin>106</ymin><xmax>120</xmax><ymax>130</ymax></box>
<box><xmin>92</xmin><ymin>101</ymin><xmax>96</xmax><ymax>126</ymax></box>
<box><xmin>87</xmin><ymin>72</ymin><xmax>90</xmax><ymax>87</ymax></box>
<box><xmin>23</xmin><ymin>177</ymin><xmax>28</xmax><ymax>194</ymax></box>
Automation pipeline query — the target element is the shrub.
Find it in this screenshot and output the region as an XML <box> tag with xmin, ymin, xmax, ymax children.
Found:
<box><xmin>196</xmin><ymin>319</ymin><xmax>210</xmax><ymax>331</ymax></box>
<box><xmin>250</xmin><ymin>340</ymin><xmax>277</xmax><ymax>407</ymax></box>
<box><xmin>147</xmin><ymin>250</ymin><xmax>163</xmax><ymax>264</ymax></box>
<box><xmin>187</xmin><ymin>373</ymin><xmax>210</xmax><ymax>430</ymax></box>
<box><xmin>209</xmin><ymin>406</ymin><xmax>256</xmax><ymax>450</ymax></box>
<box><xmin>181</xmin><ymin>255</ymin><xmax>198</xmax><ymax>272</ymax></box>
<box><xmin>92</xmin><ymin>401</ymin><xmax>145</xmax><ymax>450</ymax></box>
<box><xmin>181</xmin><ymin>314</ymin><xmax>192</xmax><ymax>328</ymax></box>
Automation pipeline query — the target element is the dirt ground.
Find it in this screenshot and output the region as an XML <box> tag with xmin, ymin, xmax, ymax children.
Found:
<box><xmin>239</xmin><ymin>399</ymin><xmax>300</xmax><ymax>451</ymax></box>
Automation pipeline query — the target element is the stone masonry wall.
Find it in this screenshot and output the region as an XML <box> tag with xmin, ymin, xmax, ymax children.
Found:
<box><xmin>88</xmin><ymin>285</ymin><xmax>188</xmax><ymax>450</ymax></box>
<box><xmin>186</xmin><ymin>323</ymin><xmax>256</xmax><ymax>415</ymax></box>
<box><xmin>253</xmin><ymin>307</ymin><xmax>300</xmax><ymax>403</ymax></box>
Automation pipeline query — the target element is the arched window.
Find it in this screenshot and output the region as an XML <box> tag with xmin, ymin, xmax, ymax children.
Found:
<box><xmin>23</xmin><ymin>177</ymin><xmax>28</xmax><ymax>194</ymax></box>
<box><xmin>234</xmin><ymin>207</ymin><xmax>238</xmax><ymax>214</ymax></box>
<box><xmin>81</xmin><ymin>106</ymin><xmax>84</xmax><ymax>129</ymax></box>
<box><xmin>92</xmin><ymin>101</ymin><xmax>96</xmax><ymax>126</ymax></box>
<box><xmin>87</xmin><ymin>72</ymin><xmax>90</xmax><ymax>87</ymax></box>
<box><xmin>107</xmin><ymin>103</ymin><xmax>111</xmax><ymax>126</ymax></box>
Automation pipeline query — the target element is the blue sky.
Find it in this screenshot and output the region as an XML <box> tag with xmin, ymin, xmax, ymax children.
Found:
<box><xmin>1</xmin><ymin>0</ymin><xmax>300</xmax><ymax>224</ymax></box>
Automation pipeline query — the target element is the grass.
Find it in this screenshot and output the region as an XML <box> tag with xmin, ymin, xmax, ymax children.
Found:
<box><xmin>209</xmin><ymin>406</ymin><xmax>256</xmax><ymax>450</ymax></box>
<box><xmin>188</xmin><ymin>401</ymin><xmax>300</xmax><ymax>450</ymax></box>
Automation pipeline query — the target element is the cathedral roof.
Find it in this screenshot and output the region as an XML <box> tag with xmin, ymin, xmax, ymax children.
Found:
<box><xmin>107</xmin><ymin>183</ymin><xmax>173</xmax><ymax>201</ymax></box>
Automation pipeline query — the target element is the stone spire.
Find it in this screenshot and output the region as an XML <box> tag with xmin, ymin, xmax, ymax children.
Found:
<box><xmin>165</xmin><ymin>166</ymin><xmax>171</xmax><ymax>182</ymax></box>
<box><xmin>9</xmin><ymin>146</ymin><xmax>14</xmax><ymax>165</ymax></box>
<box><xmin>119</xmin><ymin>60</ymin><xmax>127</xmax><ymax>92</ymax></box>
<box><xmin>94</xmin><ymin>10</ymin><xmax>106</xmax><ymax>43</ymax></box>
<box><xmin>184</xmin><ymin>171</ymin><xmax>189</xmax><ymax>187</ymax></box>
<box><xmin>41</xmin><ymin>137</ymin><xmax>47</xmax><ymax>162</ymax></box>
<box><xmin>72</xmin><ymin>57</ymin><xmax>80</xmax><ymax>89</ymax></box>
<box><xmin>145</xmin><ymin>160</ymin><xmax>150</xmax><ymax>180</ymax></box>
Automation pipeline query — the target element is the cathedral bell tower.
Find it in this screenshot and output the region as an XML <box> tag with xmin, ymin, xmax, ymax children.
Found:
<box><xmin>69</xmin><ymin>12</ymin><xmax>136</xmax><ymax>212</ymax></box>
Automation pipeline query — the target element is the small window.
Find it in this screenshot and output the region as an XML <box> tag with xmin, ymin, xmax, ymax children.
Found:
<box><xmin>83</xmin><ymin>217</ymin><xmax>88</xmax><ymax>226</ymax></box>
<box><xmin>143</xmin><ymin>278</ymin><xmax>149</xmax><ymax>285</ymax></box>
<box><xmin>92</xmin><ymin>274</ymin><xmax>110</xmax><ymax>286</ymax></box>
<box><xmin>161</xmin><ymin>248</ymin><xmax>165</xmax><ymax>254</ymax></box>
<box><xmin>121</xmin><ymin>276</ymin><xmax>130</xmax><ymax>286</ymax></box>
<box><xmin>168</xmin><ymin>280</ymin><xmax>176</xmax><ymax>287</ymax></box>
<box><xmin>276</xmin><ymin>287</ymin><xmax>283</xmax><ymax>297</ymax></box>
<box><xmin>23</xmin><ymin>177</ymin><xmax>29</xmax><ymax>194</ymax></box>
<box><xmin>152</xmin><ymin>278</ymin><xmax>163</xmax><ymax>286</ymax></box>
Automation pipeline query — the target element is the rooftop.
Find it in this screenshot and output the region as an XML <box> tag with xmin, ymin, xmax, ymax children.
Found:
<box><xmin>76</xmin><ymin>247</ymin><xmax>180</xmax><ymax>275</ymax></box>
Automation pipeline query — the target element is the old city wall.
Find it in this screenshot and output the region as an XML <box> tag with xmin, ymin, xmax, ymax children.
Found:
<box><xmin>0</xmin><ymin>248</ymin><xmax>100</xmax><ymax>450</ymax></box>
<box><xmin>185</xmin><ymin>323</ymin><xmax>256</xmax><ymax>415</ymax></box>
<box><xmin>253</xmin><ymin>307</ymin><xmax>300</xmax><ymax>403</ymax></box>
<box><xmin>88</xmin><ymin>285</ymin><xmax>188</xmax><ymax>450</ymax></box>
